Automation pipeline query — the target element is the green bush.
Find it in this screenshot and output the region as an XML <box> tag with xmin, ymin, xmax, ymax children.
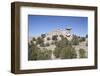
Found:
<box><xmin>60</xmin><ymin>35</ymin><xmax>64</xmax><ymax>40</ymax></box>
<box><xmin>28</xmin><ymin>44</ymin><xmax>52</xmax><ymax>60</ymax></box>
<box><xmin>79</xmin><ymin>49</ymin><xmax>86</xmax><ymax>58</ymax></box>
<box><xmin>86</xmin><ymin>34</ymin><xmax>88</xmax><ymax>38</ymax></box>
<box><xmin>53</xmin><ymin>38</ymin><xmax>72</xmax><ymax>58</ymax></box>
<box><xmin>28</xmin><ymin>44</ymin><xmax>40</xmax><ymax>60</ymax></box>
<box><xmin>36</xmin><ymin>49</ymin><xmax>52</xmax><ymax>60</ymax></box>
<box><xmin>36</xmin><ymin>37</ymin><xmax>44</xmax><ymax>44</ymax></box>
<box><xmin>32</xmin><ymin>37</ymin><xmax>36</xmax><ymax>41</ymax></box>
<box><xmin>60</xmin><ymin>35</ymin><xmax>63</xmax><ymax>37</ymax></box>
<box><xmin>51</xmin><ymin>42</ymin><xmax>54</xmax><ymax>45</ymax></box>
<box><xmin>54</xmin><ymin>38</ymin><xmax>77</xmax><ymax>59</ymax></box>
<box><xmin>45</xmin><ymin>42</ymin><xmax>50</xmax><ymax>46</ymax></box>
<box><xmin>30</xmin><ymin>40</ymin><xmax>33</xmax><ymax>44</ymax></box>
<box><xmin>40</xmin><ymin>43</ymin><xmax>45</xmax><ymax>47</ymax></box>
<box><xmin>53</xmin><ymin>46</ymin><xmax>62</xmax><ymax>58</ymax></box>
<box><xmin>52</xmin><ymin>35</ymin><xmax>58</xmax><ymax>41</ymax></box>
<box><xmin>72</xmin><ymin>35</ymin><xmax>79</xmax><ymax>45</ymax></box>
<box><xmin>79</xmin><ymin>37</ymin><xmax>85</xmax><ymax>42</ymax></box>
<box><xmin>55</xmin><ymin>38</ymin><xmax>69</xmax><ymax>47</ymax></box>
<box><xmin>60</xmin><ymin>46</ymin><xmax>77</xmax><ymax>59</ymax></box>
<box><xmin>47</xmin><ymin>37</ymin><xmax>50</xmax><ymax>41</ymax></box>
<box><xmin>86</xmin><ymin>42</ymin><xmax>88</xmax><ymax>46</ymax></box>
<box><xmin>41</xmin><ymin>34</ymin><xmax>46</xmax><ymax>38</ymax></box>
<box><xmin>54</xmin><ymin>45</ymin><xmax>77</xmax><ymax>59</ymax></box>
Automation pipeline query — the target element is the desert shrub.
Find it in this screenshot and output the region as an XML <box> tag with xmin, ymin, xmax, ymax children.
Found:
<box><xmin>60</xmin><ymin>35</ymin><xmax>63</xmax><ymax>37</ymax></box>
<box><xmin>28</xmin><ymin>44</ymin><xmax>40</xmax><ymax>60</ymax></box>
<box><xmin>55</xmin><ymin>38</ymin><xmax>69</xmax><ymax>47</ymax></box>
<box><xmin>56</xmin><ymin>35</ymin><xmax>58</xmax><ymax>37</ymax></box>
<box><xmin>36</xmin><ymin>49</ymin><xmax>52</xmax><ymax>60</ymax></box>
<box><xmin>28</xmin><ymin>44</ymin><xmax>52</xmax><ymax>60</ymax></box>
<box><xmin>79</xmin><ymin>49</ymin><xmax>87</xmax><ymax>58</ymax></box>
<box><xmin>51</xmin><ymin>42</ymin><xmax>54</xmax><ymax>45</ymax></box>
<box><xmin>30</xmin><ymin>40</ymin><xmax>33</xmax><ymax>44</ymax></box>
<box><xmin>41</xmin><ymin>34</ymin><xmax>46</xmax><ymax>38</ymax></box>
<box><xmin>45</xmin><ymin>42</ymin><xmax>50</xmax><ymax>46</ymax></box>
<box><xmin>78</xmin><ymin>36</ymin><xmax>80</xmax><ymax>38</ymax></box>
<box><xmin>53</xmin><ymin>46</ymin><xmax>62</xmax><ymax>58</ymax></box>
<box><xmin>72</xmin><ymin>35</ymin><xmax>79</xmax><ymax>45</ymax></box>
<box><xmin>60</xmin><ymin>46</ymin><xmax>77</xmax><ymax>59</ymax></box>
<box><xmin>28</xmin><ymin>43</ymin><xmax>31</xmax><ymax>48</ymax></box>
<box><xmin>86</xmin><ymin>34</ymin><xmax>88</xmax><ymax>38</ymax></box>
<box><xmin>80</xmin><ymin>37</ymin><xmax>85</xmax><ymax>42</ymax></box>
<box><xmin>52</xmin><ymin>35</ymin><xmax>58</xmax><ymax>41</ymax></box>
<box><xmin>60</xmin><ymin>35</ymin><xmax>64</xmax><ymax>39</ymax></box>
<box><xmin>47</xmin><ymin>37</ymin><xmax>50</xmax><ymax>41</ymax></box>
<box><xmin>36</xmin><ymin>37</ymin><xmax>44</xmax><ymax>44</ymax></box>
<box><xmin>86</xmin><ymin>42</ymin><xmax>88</xmax><ymax>46</ymax></box>
<box><xmin>32</xmin><ymin>37</ymin><xmax>36</xmax><ymax>41</ymax></box>
<box><xmin>54</xmin><ymin>38</ymin><xmax>76</xmax><ymax>59</ymax></box>
<box><xmin>40</xmin><ymin>43</ymin><xmax>45</xmax><ymax>47</ymax></box>
<box><xmin>54</xmin><ymin>45</ymin><xmax>77</xmax><ymax>59</ymax></box>
<box><xmin>68</xmin><ymin>41</ymin><xmax>72</xmax><ymax>46</ymax></box>
<box><xmin>54</xmin><ymin>41</ymin><xmax>58</xmax><ymax>45</ymax></box>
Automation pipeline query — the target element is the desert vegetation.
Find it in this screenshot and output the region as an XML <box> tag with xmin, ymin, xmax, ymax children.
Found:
<box><xmin>28</xmin><ymin>32</ymin><xmax>88</xmax><ymax>60</ymax></box>
<box><xmin>79</xmin><ymin>48</ymin><xmax>87</xmax><ymax>58</ymax></box>
<box><xmin>54</xmin><ymin>42</ymin><xmax>77</xmax><ymax>59</ymax></box>
<box><xmin>28</xmin><ymin>42</ymin><xmax>52</xmax><ymax>60</ymax></box>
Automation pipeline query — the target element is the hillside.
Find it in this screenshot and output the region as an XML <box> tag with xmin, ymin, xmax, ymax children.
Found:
<box><xmin>28</xmin><ymin>28</ymin><xmax>88</xmax><ymax>60</ymax></box>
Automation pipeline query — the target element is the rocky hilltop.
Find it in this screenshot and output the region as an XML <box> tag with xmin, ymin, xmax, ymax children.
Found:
<box><xmin>29</xmin><ymin>27</ymin><xmax>73</xmax><ymax>44</ymax></box>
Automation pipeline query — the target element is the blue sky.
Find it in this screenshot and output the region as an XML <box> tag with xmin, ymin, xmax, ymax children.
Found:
<box><xmin>28</xmin><ymin>15</ymin><xmax>88</xmax><ymax>37</ymax></box>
